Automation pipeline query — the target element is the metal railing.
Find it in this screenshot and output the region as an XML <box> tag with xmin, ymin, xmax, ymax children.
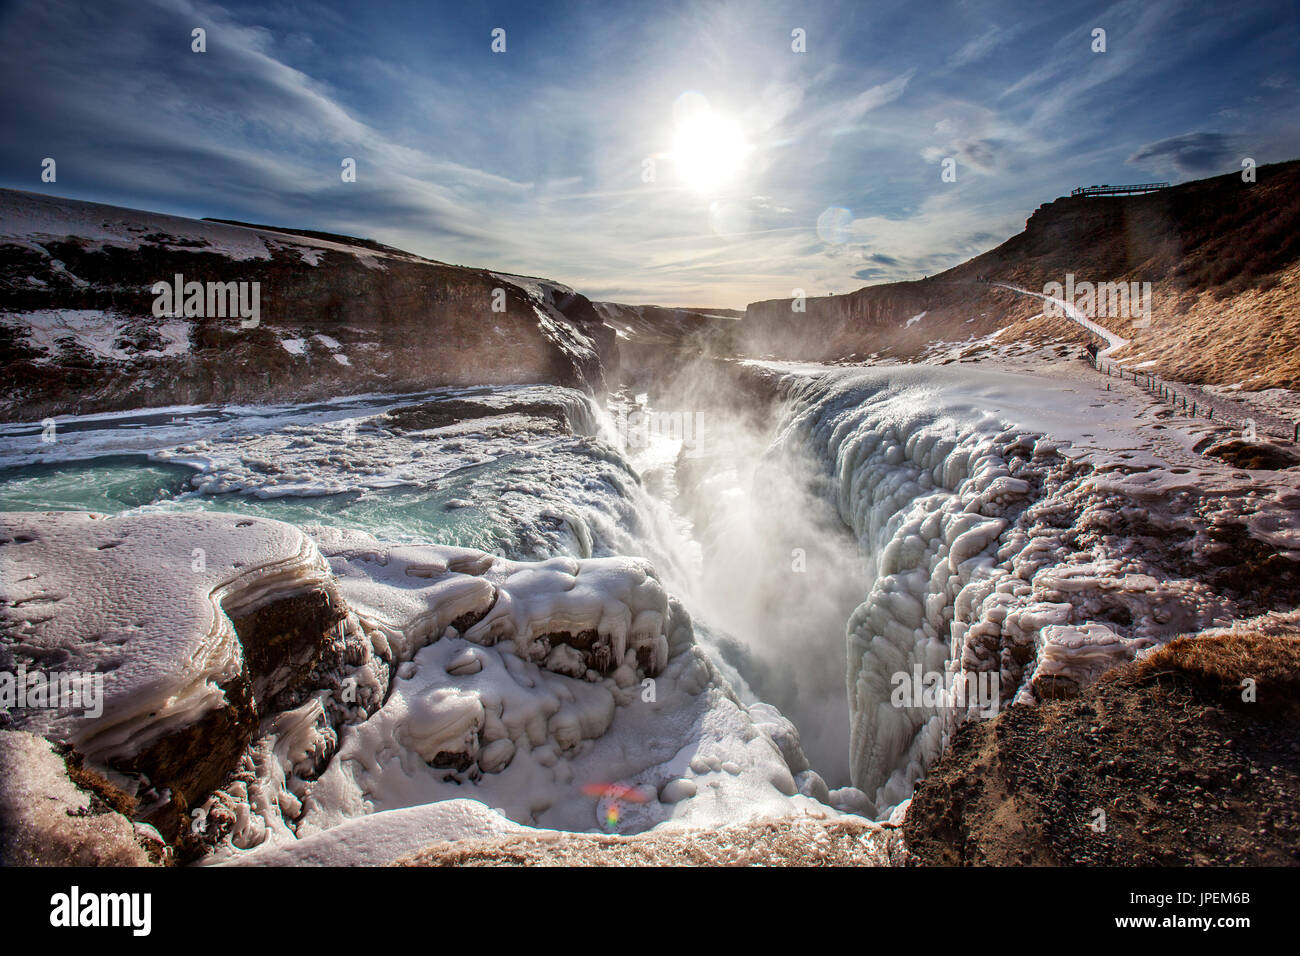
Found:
<box><xmin>1088</xmin><ymin>353</ymin><xmax>1299</xmax><ymax>441</ymax></box>
<box><xmin>1070</xmin><ymin>182</ymin><xmax>1170</xmax><ymax>198</ymax></box>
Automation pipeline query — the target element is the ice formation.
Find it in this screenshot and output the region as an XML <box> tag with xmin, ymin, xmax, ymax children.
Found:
<box><xmin>4</xmin><ymin>348</ymin><xmax>1296</xmax><ymax>861</ymax></box>
<box><xmin>308</xmin><ymin>525</ymin><xmax>686</xmax><ymax>678</ymax></box>
<box><xmin>765</xmin><ymin>362</ymin><xmax>1300</xmax><ymax>815</ymax></box>
<box><xmin>214</xmin><ymin>799</ymin><xmax>527</xmax><ymax>866</ymax></box>
<box><xmin>0</xmin><ymin>510</ymin><xmax>332</xmax><ymax>764</ymax></box>
<box><xmin>199</xmin><ymin>523</ymin><xmax>826</xmax><ymax>853</ymax></box>
<box><xmin>0</xmin><ymin>503</ymin><xmax>832</xmax><ymax>859</ymax></box>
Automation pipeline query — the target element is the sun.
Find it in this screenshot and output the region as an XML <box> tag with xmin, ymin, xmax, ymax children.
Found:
<box><xmin>670</xmin><ymin>97</ymin><xmax>752</xmax><ymax>194</ymax></box>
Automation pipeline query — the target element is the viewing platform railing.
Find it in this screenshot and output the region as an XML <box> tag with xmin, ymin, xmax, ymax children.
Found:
<box><xmin>1070</xmin><ymin>182</ymin><xmax>1171</xmax><ymax>197</ymax></box>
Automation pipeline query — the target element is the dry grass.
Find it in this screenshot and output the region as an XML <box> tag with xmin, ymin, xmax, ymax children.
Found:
<box><xmin>1110</xmin><ymin>261</ymin><xmax>1300</xmax><ymax>390</ymax></box>
<box><xmin>393</xmin><ymin>815</ymin><xmax>904</xmax><ymax>867</ymax></box>
<box><xmin>59</xmin><ymin>746</ymin><xmax>138</xmax><ymax>817</ymax></box>
<box><xmin>1125</xmin><ymin>623</ymin><xmax>1300</xmax><ymax>717</ymax></box>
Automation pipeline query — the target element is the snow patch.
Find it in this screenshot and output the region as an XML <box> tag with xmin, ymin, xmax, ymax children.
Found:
<box><xmin>3</xmin><ymin>310</ymin><xmax>190</xmax><ymax>362</ymax></box>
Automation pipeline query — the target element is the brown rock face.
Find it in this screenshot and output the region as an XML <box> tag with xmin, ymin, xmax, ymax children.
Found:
<box><xmin>594</xmin><ymin>301</ymin><xmax>743</xmax><ymax>391</ymax></box>
<box><xmin>231</xmin><ymin>586</ymin><xmax>346</xmax><ymax>704</ymax></box>
<box><xmin>118</xmin><ymin>587</ymin><xmax>346</xmax><ymax>845</ymax></box>
<box><xmin>0</xmin><ymin>189</ymin><xmax>618</xmax><ymax>420</ymax></box>
<box><xmin>120</xmin><ymin>671</ymin><xmax>259</xmax><ymax>845</ymax></box>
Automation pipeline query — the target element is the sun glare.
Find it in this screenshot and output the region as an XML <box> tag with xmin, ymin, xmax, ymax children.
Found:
<box><xmin>671</xmin><ymin>97</ymin><xmax>751</xmax><ymax>194</ymax></box>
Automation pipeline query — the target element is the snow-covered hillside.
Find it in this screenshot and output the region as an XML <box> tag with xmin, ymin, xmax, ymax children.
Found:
<box><xmin>0</xmin><ymin>188</ymin><xmax>618</xmax><ymax>419</ymax></box>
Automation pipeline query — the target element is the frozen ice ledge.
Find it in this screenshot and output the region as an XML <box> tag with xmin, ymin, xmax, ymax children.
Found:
<box><xmin>0</xmin><ymin>509</ymin><xmax>834</xmax><ymax>861</ymax></box>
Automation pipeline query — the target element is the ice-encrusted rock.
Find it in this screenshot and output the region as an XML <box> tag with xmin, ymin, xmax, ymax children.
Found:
<box><xmin>308</xmin><ymin>525</ymin><xmax>682</xmax><ymax>680</ymax></box>
<box><xmin>795</xmin><ymin>769</ymin><xmax>832</xmax><ymax>805</ymax></box>
<box><xmin>210</xmin><ymin>799</ymin><xmax>528</xmax><ymax>867</ymax></box>
<box><xmin>0</xmin><ymin>505</ymin><xmax>827</xmax><ymax>860</ymax></box>
<box><xmin>401</xmin><ymin>687</ymin><xmax>485</xmax><ymax>768</ymax></box>
<box><xmin>829</xmin><ymin>786</ymin><xmax>875</xmax><ymax>817</ymax></box>
<box><xmin>207</xmin><ymin>623</ymin><xmax>825</xmax><ymax>853</ymax></box>
<box><xmin>158</xmin><ymin>523</ymin><xmax>828</xmax><ymax>857</ymax></box>
<box><xmin>0</xmin><ymin>511</ymin><xmax>335</xmax><ymax>761</ymax></box>
<box><xmin>775</xmin><ymin>366</ymin><xmax>1297</xmax><ymax>818</ymax></box>
<box><xmin>478</xmin><ymin>738</ymin><xmax>517</xmax><ymax>774</ymax></box>
<box><xmin>747</xmin><ymin>701</ymin><xmax>811</xmax><ymax>776</ymax></box>
<box><xmin>1022</xmin><ymin>623</ymin><xmax>1156</xmax><ymax>701</ymax></box>
<box><xmin>659</xmin><ymin>777</ymin><xmax>697</xmax><ymax>803</ymax></box>
<box><xmin>0</xmin><ymin>510</ymin><xmax>346</xmax><ymax>839</ymax></box>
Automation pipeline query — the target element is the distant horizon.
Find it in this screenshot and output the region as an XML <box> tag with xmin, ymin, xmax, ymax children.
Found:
<box><xmin>9</xmin><ymin>153</ymin><xmax>1297</xmax><ymax>313</ymax></box>
<box><xmin>2</xmin><ymin>0</ymin><xmax>1297</xmax><ymax>308</ymax></box>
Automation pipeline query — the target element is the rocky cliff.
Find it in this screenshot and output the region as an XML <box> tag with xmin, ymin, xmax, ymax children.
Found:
<box><xmin>593</xmin><ymin>301</ymin><xmax>742</xmax><ymax>391</ymax></box>
<box><xmin>740</xmin><ymin>160</ymin><xmax>1300</xmax><ymax>389</ymax></box>
<box><xmin>0</xmin><ymin>189</ymin><xmax>618</xmax><ymax>420</ymax></box>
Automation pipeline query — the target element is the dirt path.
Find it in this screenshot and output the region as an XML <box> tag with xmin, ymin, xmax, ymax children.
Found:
<box><xmin>992</xmin><ymin>282</ymin><xmax>1298</xmax><ymax>443</ymax></box>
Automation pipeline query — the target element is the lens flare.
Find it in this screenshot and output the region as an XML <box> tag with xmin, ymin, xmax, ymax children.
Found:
<box><xmin>816</xmin><ymin>206</ymin><xmax>853</xmax><ymax>244</ymax></box>
<box><xmin>582</xmin><ymin>780</ymin><xmax>649</xmax><ymax>832</ymax></box>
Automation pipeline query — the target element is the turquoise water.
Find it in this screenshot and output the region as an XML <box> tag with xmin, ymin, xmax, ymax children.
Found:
<box><xmin>0</xmin><ymin>385</ymin><xmax>669</xmax><ymax>566</ymax></box>
<box><xmin>151</xmin><ymin>485</ymin><xmax>510</xmax><ymax>553</ymax></box>
<box><xmin>0</xmin><ymin>456</ymin><xmax>195</xmax><ymax>513</ymax></box>
<box><xmin>0</xmin><ymin>454</ymin><xmax>563</xmax><ymax>556</ymax></box>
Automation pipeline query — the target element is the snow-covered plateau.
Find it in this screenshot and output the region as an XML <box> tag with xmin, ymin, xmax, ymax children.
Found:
<box><xmin>1</xmin><ymin>353</ymin><xmax>1297</xmax><ymax>865</ymax></box>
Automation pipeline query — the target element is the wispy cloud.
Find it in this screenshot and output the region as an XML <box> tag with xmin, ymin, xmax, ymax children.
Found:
<box><xmin>949</xmin><ymin>27</ymin><xmax>1004</xmax><ymax>68</ymax></box>
<box><xmin>0</xmin><ymin>0</ymin><xmax>1296</xmax><ymax>307</ymax></box>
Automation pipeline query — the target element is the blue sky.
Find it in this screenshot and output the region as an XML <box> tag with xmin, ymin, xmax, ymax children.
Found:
<box><xmin>1</xmin><ymin>0</ymin><xmax>1297</xmax><ymax>307</ymax></box>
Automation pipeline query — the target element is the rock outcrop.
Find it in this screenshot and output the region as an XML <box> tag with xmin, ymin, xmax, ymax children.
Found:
<box><xmin>0</xmin><ymin>189</ymin><xmax>618</xmax><ymax>420</ymax></box>
<box><xmin>0</xmin><ymin>730</ymin><xmax>163</xmax><ymax>866</ymax></box>
<box><xmin>0</xmin><ymin>511</ymin><xmax>346</xmax><ymax>841</ymax></box>
<box><xmin>594</xmin><ymin>301</ymin><xmax>742</xmax><ymax>391</ymax></box>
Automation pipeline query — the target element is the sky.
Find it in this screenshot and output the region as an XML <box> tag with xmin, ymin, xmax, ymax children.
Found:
<box><xmin>0</xmin><ymin>0</ymin><xmax>1297</xmax><ymax>308</ymax></box>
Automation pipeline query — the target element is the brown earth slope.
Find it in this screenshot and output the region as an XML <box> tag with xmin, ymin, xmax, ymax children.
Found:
<box><xmin>741</xmin><ymin>161</ymin><xmax>1300</xmax><ymax>390</ymax></box>
<box><xmin>903</xmin><ymin>621</ymin><xmax>1300</xmax><ymax>866</ymax></box>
